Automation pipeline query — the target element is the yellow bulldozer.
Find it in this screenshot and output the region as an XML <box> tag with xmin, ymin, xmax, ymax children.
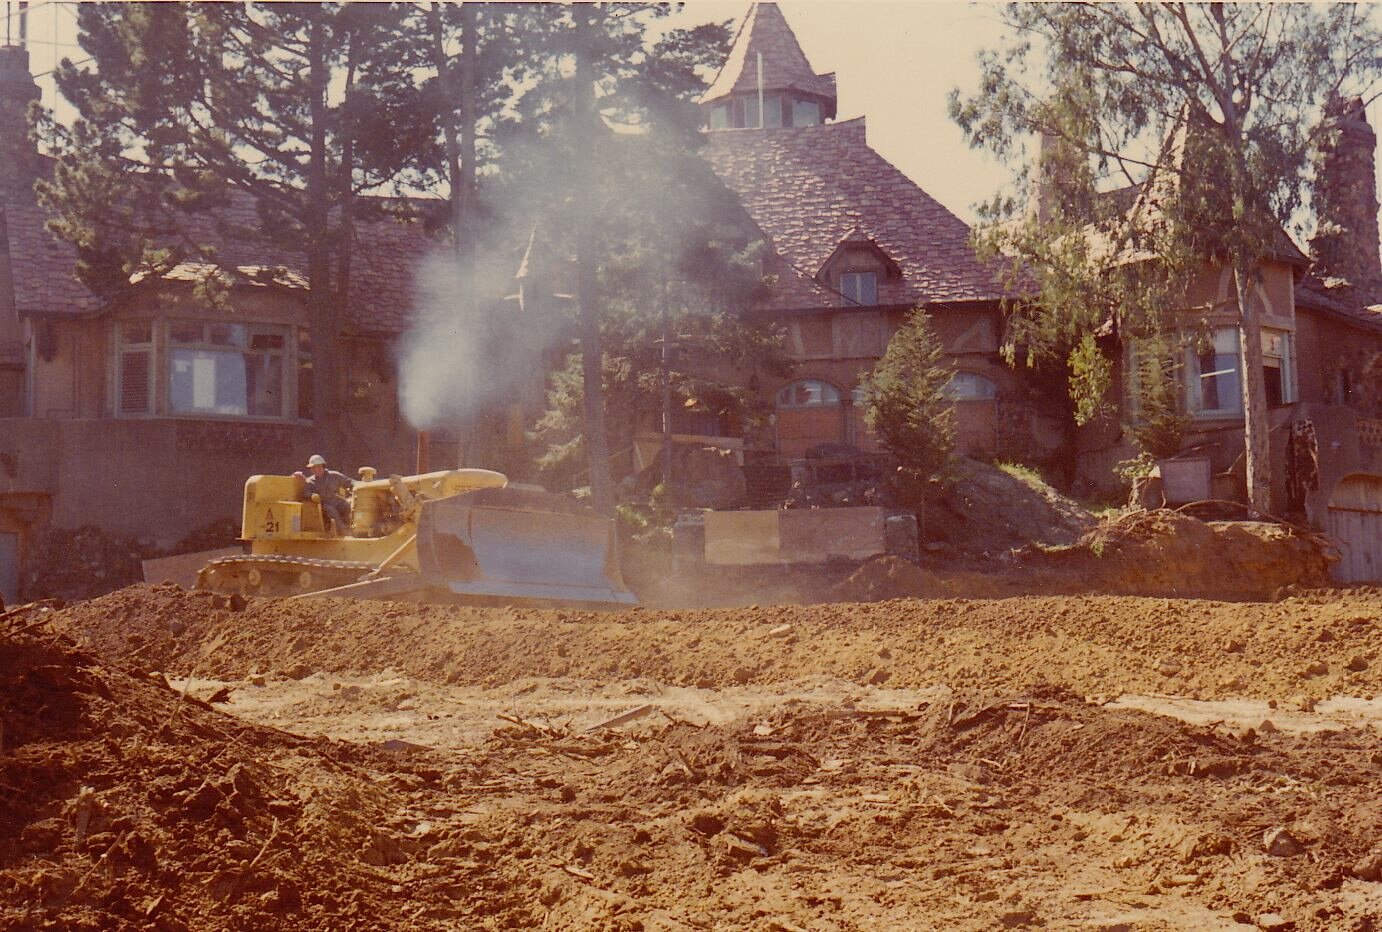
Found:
<box><xmin>195</xmin><ymin>466</ymin><xmax>636</xmax><ymax>607</ymax></box>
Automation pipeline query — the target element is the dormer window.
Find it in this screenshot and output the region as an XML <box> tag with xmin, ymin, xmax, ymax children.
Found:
<box><xmin>709</xmin><ymin>103</ymin><xmax>730</xmax><ymax>130</ymax></box>
<box><xmin>793</xmin><ymin>99</ymin><xmax>821</xmax><ymax>126</ymax></box>
<box><xmin>840</xmin><ymin>271</ymin><xmax>877</xmax><ymax>307</ymax></box>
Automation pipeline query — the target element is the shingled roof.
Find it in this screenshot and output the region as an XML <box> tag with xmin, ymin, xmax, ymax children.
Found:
<box><xmin>1296</xmin><ymin>274</ymin><xmax>1382</xmax><ymax>333</ymax></box>
<box><xmin>2</xmin><ymin>199</ymin><xmax>103</xmax><ymax>317</ymax></box>
<box><xmin>1</xmin><ymin>185</ymin><xmax>437</xmax><ymax>335</ymax></box>
<box><xmin>700</xmin><ymin>2</ymin><xmax>836</xmax><ymax>107</ymax></box>
<box><xmin>702</xmin><ymin>117</ymin><xmax>1007</xmax><ymax>312</ymax></box>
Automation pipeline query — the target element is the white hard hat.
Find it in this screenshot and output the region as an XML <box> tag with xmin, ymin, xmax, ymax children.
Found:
<box><xmin>306</xmin><ymin>454</ymin><xmax>327</xmax><ymax>467</ymax></box>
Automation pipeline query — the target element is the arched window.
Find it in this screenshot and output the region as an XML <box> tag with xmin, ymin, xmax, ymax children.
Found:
<box><xmin>776</xmin><ymin>379</ymin><xmax>842</xmax><ymax>408</ymax></box>
<box><xmin>944</xmin><ymin>371</ymin><xmax>997</xmax><ymax>401</ymax></box>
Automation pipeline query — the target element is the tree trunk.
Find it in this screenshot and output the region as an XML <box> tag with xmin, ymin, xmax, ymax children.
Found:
<box><xmin>1233</xmin><ymin>259</ymin><xmax>1272</xmax><ymax>514</ymax></box>
<box><xmin>458</xmin><ymin>3</ymin><xmax>476</xmax><ymax>257</ymax></box>
<box><xmin>425</xmin><ymin>3</ymin><xmax>486</xmax><ymax>466</ymax></box>
<box><xmin>426</xmin><ymin>2</ymin><xmax>463</xmax><ymax>258</ymax></box>
<box><xmin>573</xmin><ymin>6</ymin><xmax>615</xmax><ymax>514</ymax></box>
<box><xmin>336</xmin><ymin>27</ymin><xmax>359</xmax><ymax>312</ymax></box>
<box><xmin>306</xmin><ymin>7</ymin><xmax>337</xmax><ymax>446</ymax></box>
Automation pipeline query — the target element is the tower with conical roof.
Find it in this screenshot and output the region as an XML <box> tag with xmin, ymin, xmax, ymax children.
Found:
<box><xmin>699</xmin><ymin>2</ymin><xmax>836</xmax><ymax>131</ymax></box>
<box><xmin>695</xmin><ymin>3</ymin><xmax>1016</xmax><ymax>462</ymax></box>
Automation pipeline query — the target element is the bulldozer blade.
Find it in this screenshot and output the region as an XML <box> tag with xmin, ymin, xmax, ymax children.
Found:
<box><xmin>415</xmin><ymin>487</ymin><xmax>637</xmax><ymax>607</ymax></box>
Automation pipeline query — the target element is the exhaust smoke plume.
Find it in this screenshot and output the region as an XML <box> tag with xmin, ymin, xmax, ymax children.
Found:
<box><xmin>397</xmin><ymin>253</ymin><xmax>483</xmax><ymax>432</ymax></box>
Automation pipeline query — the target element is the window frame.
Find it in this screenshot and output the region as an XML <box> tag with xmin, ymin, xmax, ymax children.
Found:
<box><xmin>1260</xmin><ymin>329</ymin><xmax>1295</xmax><ymax>407</ymax></box>
<box><xmin>1186</xmin><ymin>326</ymin><xmax>1244</xmax><ymax>418</ymax></box>
<box><xmin>112</xmin><ymin>316</ymin><xmax>304</xmax><ymax>422</ymax></box>
<box><xmin>792</xmin><ymin>98</ymin><xmax>822</xmax><ymax>126</ymax></box>
<box><xmin>113</xmin><ymin>319</ymin><xmax>155</xmax><ymax>417</ymax></box>
<box><xmin>761</xmin><ymin>94</ymin><xmax>783</xmax><ymax>128</ymax></box>
<box><xmin>775</xmin><ymin>379</ymin><xmax>843</xmax><ymax>409</ymax></box>
<box><xmin>839</xmin><ymin>271</ymin><xmax>878</xmax><ymax>307</ymax></box>
<box><xmin>1183</xmin><ymin>325</ymin><xmax>1296</xmax><ymax>419</ymax></box>
<box><xmin>943</xmin><ymin>371</ymin><xmax>998</xmax><ymax>402</ymax></box>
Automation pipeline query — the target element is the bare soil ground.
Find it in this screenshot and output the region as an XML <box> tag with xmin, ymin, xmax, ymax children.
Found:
<box><xmin>4</xmin><ymin>583</ymin><xmax>1382</xmax><ymax>930</ymax></box>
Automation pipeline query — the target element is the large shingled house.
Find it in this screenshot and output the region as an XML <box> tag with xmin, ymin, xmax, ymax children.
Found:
<box><xmin>693</xmin><ymin>3</ymin><xmax>1064</xmax><ymax>465</ymax></box>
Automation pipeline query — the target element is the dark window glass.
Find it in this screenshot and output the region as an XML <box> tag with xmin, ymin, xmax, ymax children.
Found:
<box><xmin>840</xmin><ymin>272</ymin><xmax>877</xmax><ymax>307</ymax></box>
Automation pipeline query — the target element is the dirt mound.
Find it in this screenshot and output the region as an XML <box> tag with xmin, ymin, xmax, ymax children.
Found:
<box><xmin>1027</xmin><ymin>510</ymin><xmax>1334</xmax><ymax>600</ymax></box>
<box><xmin>923</xmin><ymin>458</ymin><xmax>1096</xmax><ymax>552</ymax></box>
<box><xmin>828</xmin><ymin>554</ymin><xmax>947</xmax><ymax>601</ymax></box>
<box><xmin>14</xmin><ymin>584</ymin><xmax>1382</xmax><ymax>928</ymax></box>
<box><xmin>0</xmin><ymin>612</ymin><xmax>459</xmax><ymax>930</ymax></box>
<box><xmin>43</xmin><ymin>584</ymin><xmax>1382</xmax><ymax>703</ymax></box>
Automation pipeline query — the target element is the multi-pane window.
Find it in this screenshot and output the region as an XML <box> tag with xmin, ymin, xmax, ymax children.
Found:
<box><xmin>839</xmin><ymin>271</ymin><xmax>877</xmax><ymax>307</ymax></box>
<box><xmin>710</xmin><ymin>95</ymin><xmax>824</xmax><ymax>130</ymax></box>
<box><xmin>113</xmin><ymin>319</ymin><xmax>299</xmax><ymax>420</ymax></box>
<box><xmin>776</xmin><ymin>379</ymin><xmax>842</xmax><ymax>408</ymax></box>
<box><xmin>1188</xmin><ymin>327</ymin><xmax>1243</xmax><ymax>416</ymax></box>
<box><xmin>115</xmin><ymin>320</ymin><xmax>154</xmax><ymax>415</ymax></box>
<box><xmin>943</xmin><ymin>371</ymin><xmax>998</xmax><ymax>401</ymax></box>
<box><xmin>762</xmin><ymin>95</ymin><xmax>783</xmax><ymax>127</ymax></box>
<box><xmin>793</xmin><ymin>99</ymin><xmax>821</xmax><ymax>126</ymax></box>
<box><xmin>1261</xmin><ymin>329</ymin><xmax>1295</xmax><ymax>406</ymax></box>
<box><xmin>169</xmin><ymin>322</ymin><xmax>287</xmax><ymax>417</ymax></box>
<box><xmin>1185</xmin><ymin>326</ymin><xmax>1295</xmax><ymax>416</ymax></box>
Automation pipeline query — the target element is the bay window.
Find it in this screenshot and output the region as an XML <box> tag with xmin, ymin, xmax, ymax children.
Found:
<box><xmin>1185</xmin><ymin>325</ymin><xmax>1295</xmax><ymax>417</ymax></box>
<box><xmin>113</xmin><ymin>318</ymin><xmax>304</xmax><ymax>420</ymax></box>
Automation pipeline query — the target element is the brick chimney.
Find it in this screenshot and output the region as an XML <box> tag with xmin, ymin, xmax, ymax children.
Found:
<box><xmin>1309</xmin><ymin>96</ymin><xmax>1381</xmax><ymax>290</ymax></box>
<box><xmin>0</xmin><ymin>44</ymin><xmax>41</xmax><ymax>198</ymax></box>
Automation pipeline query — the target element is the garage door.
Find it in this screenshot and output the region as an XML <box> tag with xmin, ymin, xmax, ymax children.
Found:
<box><xmin>1327</xmin><ymin>474</ymin><xmax>1382</xmax><ymax>583</ymax></box>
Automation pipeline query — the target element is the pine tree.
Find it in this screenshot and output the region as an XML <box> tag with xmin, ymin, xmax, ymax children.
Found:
<box><xmin>858</xmin><ymin>312</ymin><xmax>955</xmax><ymax>480</ymax></box>
<box><xmin>494</xmin><ymin>4</ymin><xmax>775</xmax><ymax>509</ymax></box>
<box><xmin>37</xmin><ymin>2</ymin><xmax>422</xmax><ymax>439</ymax></box>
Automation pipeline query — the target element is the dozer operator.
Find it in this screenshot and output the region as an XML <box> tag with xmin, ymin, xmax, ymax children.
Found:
<box><xmin>294</xmin><ymin>454</ymin><xmax>353</xmax><ymax>535</ymax></box>
<box><xmin>195</xmin><ymin>463</ymin><xmax>636</xmax><ymax>608</ymax></box>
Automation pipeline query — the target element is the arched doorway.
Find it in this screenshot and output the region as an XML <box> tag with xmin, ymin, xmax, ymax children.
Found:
<box><xmin>1327</xmin><ymin>473</ymin><xmax>1382</xmax><ymax>583</ymax></box>
<box><xmin>775</xmin><ymin>379</ymin><xmax>844</xmax><ymax>459</ymax></box>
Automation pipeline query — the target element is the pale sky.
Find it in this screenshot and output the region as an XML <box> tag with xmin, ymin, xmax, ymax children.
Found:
<box><xmin>677</xmin><ymin>1</ymin><xmax>1017</xmax><ymax>222</ymax></box>
<box><xmin>11</xmin><ymin>0</ymin><xmax>1018</xmax><ymax>222</ymax></box>
<box><xmin>13</xmin><ymin>0</ymin><xmax>1382</xmax><ymax>230</ymax></box>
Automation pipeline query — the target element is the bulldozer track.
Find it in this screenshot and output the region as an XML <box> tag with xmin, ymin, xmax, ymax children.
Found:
<box><xmin>197</xmin><ymin>555</ymin><xmax>377</xmax><ymax>597</ymax></box>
